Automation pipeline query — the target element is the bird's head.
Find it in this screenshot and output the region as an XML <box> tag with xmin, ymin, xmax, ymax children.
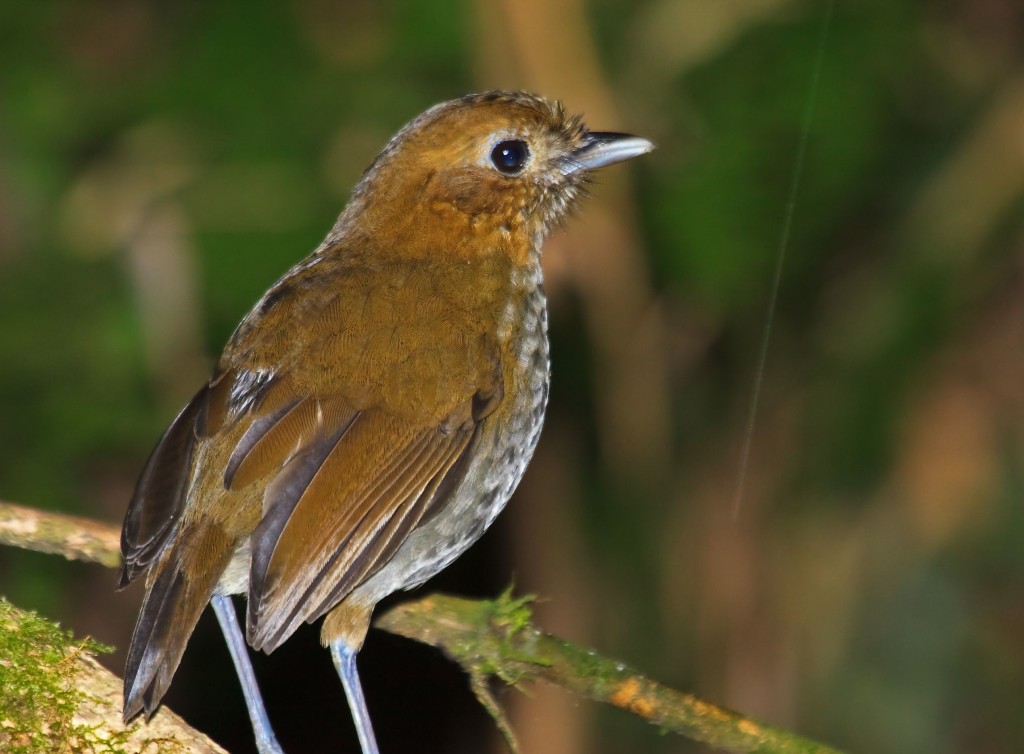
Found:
<box><xmin>332</xmin><ymin>91</ymin><xmax>653</xmax><ymax>259</ymax></box>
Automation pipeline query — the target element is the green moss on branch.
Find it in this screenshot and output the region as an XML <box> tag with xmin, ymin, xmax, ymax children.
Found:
<box><xmin>0</xmin><ymin>598</ymin><xmax>113</xmax><ymax>753</ymax></box>
<box><xmin>0</xmin><ymin>600</ymin><xmax>226</xmax><ymax>753</ymax></box>
<box><xmin>375</xmin><ymin>592</ymin><xmax>847</xmax><ymax>754</ymax></box>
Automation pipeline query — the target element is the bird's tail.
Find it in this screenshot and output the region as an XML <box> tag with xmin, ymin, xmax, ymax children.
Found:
<box><xmin>122</xmin><ymin>523</ymin><xmax>236</xmax><ymax>722</ymax></box>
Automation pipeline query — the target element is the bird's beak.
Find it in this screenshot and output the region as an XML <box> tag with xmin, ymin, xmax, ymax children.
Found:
<box><xmin>564</xmin><ymin>132</ymin><xmax>655</xmax><ymax>174</ymax></box>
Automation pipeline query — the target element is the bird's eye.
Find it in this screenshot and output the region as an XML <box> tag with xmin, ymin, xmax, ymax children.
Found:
<box><xmin>490</xmin><ymin>140</ymin><xmax>530</xmax><ymax>175</ymax></box>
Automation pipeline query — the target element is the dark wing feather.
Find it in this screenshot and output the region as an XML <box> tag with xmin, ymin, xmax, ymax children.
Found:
<box><xmin>118</xmin><ymin>368</ymin><xmax>243</xmax><ymax>588</ymax></box>
<box><xmin>226</xmin><ymin>394</ymin><xmax>356</xmax><ymax>489</ymax></box>
<box><xmin>122</xmin><ymin>524</ymin><xmax>235</xmax><ymax>721</ymax></box>
<box><xmin>243</xmin><ymin>406</ymin><xmax>477</xmax><ymax>652</ymax></box>
<box><xmin>117</xmin><ymin>386</ymin><xmax>207</xmax><ymax>589</ymax></box>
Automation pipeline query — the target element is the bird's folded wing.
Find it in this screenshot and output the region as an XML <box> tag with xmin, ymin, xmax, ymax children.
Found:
<box><xmin>220</xmin><ymin>380</ymin><xmax>479</xmax><ymax>653</ymax></box>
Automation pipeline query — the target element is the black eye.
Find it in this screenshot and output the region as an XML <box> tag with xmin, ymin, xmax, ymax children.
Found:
<box><xmin>490</xmin><ymin>140</ymin><xmax>529</xmax><ymax>174</ymax></box>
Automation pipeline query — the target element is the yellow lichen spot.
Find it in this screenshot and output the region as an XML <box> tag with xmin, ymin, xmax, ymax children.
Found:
<box><xmin>631</xmin><ymin>694</ymin><xmax>655</xmax><ymax>719</ymax></box>
<box><xmin>609</xmin><ymin>677</ymin><xmax>655</xmax><ymax>719</ymax></box>
<box><xmin>610</xmin><ymin>677</ymin><xmax>641</xmax><ymax>708</ymax></box>
<box><xmin>738</xmin><ymin>718</ymin><xmax>763</xmax><ymax>737</ymax></box>
<box><xmin>690</xmin><ymin>698</ymin><xmax>712</xmax><ymax>715</ymax></box>
<box><xmin>690</xmin><ymin>697</ymin><xmax>731</xmax><ymax>721</ymax></box>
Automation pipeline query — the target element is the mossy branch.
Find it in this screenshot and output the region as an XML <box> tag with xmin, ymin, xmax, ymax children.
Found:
<box><xmin>0</xmin><ymin>599</ymin><xmax>227</xmax><ymax>754</ymax></box>
<box><xmin>0</xmin><ymin>502</ymin><xmax>847</xmax><ymax>754</ymax></box>
<box><xmin>375</xmin><ymin>592</ymin><xmax>845</xmax><ymax>754</ymax></box>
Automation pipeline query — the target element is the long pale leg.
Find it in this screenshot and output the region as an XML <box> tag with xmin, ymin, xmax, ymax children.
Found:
<box><xmin>330</xmin><ymin>641</ymin><xmax>381</xmax><ymax>754</ymax></box>
<box><xmin>211</xmin><ymin>594</ymin><xmax>285</xmax><ymax>754</ymax></box>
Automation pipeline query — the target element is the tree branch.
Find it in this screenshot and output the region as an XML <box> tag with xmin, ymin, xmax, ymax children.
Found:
<box><xmin>0</xmin><ymin>501</ymin><xmax>121</xmax><ymax>568</ymax></box>
<box><xmin>0</xmin><ymin>598</ymin><xmax>227</xmax><ymax>753</ymax></box>
<box><xmin>375</xmin><ymin>592</ymin><xmax>845</xmax><ymax>754</ymax></box>
<box><xmin>0</xmin><ymin>502</ymin><xmax>847</xmax><ymax>754</ymax></box>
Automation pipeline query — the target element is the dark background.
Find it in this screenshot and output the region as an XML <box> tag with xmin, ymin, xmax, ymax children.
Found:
<box><xmin>2</xmin><ymin>1</ymin><xmax>1024</xmax><ymax>752</ymax></box>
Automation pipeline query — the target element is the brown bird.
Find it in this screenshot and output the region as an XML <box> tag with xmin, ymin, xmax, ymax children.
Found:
<box><xmin>118</xmin><ymin>91</ymin><xmax>652</xmax><ymax>753</ymax></box>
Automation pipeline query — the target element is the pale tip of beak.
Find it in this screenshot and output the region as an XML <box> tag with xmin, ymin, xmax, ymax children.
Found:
<box><xmin>565</xmin><ymin>132</ymin><xmax>655</xmax><ymax>173</ymax></box>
